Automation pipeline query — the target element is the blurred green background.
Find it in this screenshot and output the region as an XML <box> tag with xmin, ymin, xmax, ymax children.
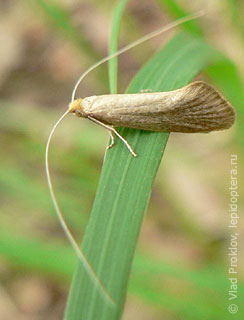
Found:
<box><xmin>0</xmin><ymin>0</ymin><xmax>243</xmax><ymax>319</ymax></box>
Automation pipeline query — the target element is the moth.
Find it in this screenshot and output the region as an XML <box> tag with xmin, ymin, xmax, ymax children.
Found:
<box><xmin>68</xmin><ymin>81</ymin><xmax>236</xmax><ymax>156</ymax></box>
<box><xmin>45</xmin><ymin>12</ymin><xmax>236</xmax><ymax>305</ymax></box>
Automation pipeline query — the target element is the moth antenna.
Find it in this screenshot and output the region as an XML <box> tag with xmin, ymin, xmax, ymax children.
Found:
<box><xmin>71</xmin><ymin>10</ymin><xmax>205</xmax><ymax>102</ymax></box>
<box><xmin>45</xmin><ymin>110</ymin><xmax>116</xmax><ymax>307</ymax></box>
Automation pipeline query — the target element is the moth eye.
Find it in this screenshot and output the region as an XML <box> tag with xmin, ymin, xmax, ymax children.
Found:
<box><xmin>75</xmin><ymin>110</ymin><xmax>81</xmax><ymax>117</ymax></box>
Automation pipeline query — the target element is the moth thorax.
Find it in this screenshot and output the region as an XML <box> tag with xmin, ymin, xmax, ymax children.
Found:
<box><xmin>68</xmin><ymin>99</ymin><xmax>86</xmax><ymax>118</ymax></box>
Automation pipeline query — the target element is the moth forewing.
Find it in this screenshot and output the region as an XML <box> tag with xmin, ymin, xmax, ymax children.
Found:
<box><xmin>69</xmin><ymin>81</ymin><xmax>236</xmax><ymax>133</ymax></box>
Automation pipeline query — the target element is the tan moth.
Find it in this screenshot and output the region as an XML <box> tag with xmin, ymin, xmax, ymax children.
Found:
<box><xmin>45</xmin><ymin>11</ymin><xmax>236</xmax><ymax>305</ymax></box>
<box><xmin>69</xmin><ymin>81</ymin><xmax>235</xmax><ymax>157</ymax></box>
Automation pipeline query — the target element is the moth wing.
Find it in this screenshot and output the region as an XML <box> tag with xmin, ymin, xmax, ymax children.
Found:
<box><xmin>147</xmin><ymin>81</ymin><xmax>236</xmax><ymax>133</ymax></box>
<box><xmin>84</xmin><ymin>81</ymin><xmax>236</xmax><ymax>133</ymax></box>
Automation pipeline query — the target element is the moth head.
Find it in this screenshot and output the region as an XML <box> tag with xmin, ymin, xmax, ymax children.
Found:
<box><xmin>68</xmin><ymin>99</ymin><xmax>84</xmax><ymax>117</ymax></box>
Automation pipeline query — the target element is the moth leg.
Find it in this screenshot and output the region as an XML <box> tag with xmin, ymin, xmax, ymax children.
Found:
<box><xmin>107</xmin><ymin>131</ymin><xmax>115</xmax><ymax>149</ymax></box>
<box><xmin>87</xmin><ymin>116</ymin><xmax>137</xmax><ymax>157</ymax></box>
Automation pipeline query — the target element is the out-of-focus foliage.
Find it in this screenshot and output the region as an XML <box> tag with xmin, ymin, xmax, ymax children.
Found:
<box><xmin>0</xmin><ymin>0</ymin><xmax>243</xmax><ymax>319</ymax></box>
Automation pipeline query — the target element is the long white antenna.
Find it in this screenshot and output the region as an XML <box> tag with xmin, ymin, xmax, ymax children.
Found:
<box><xmin>45</xmin><ymin>110</ymin><xmax>115</xmax><ymax>306</ymax></box>
<box><xmin>71</xmin><ymin>10</ymin><xmax>204</xmax><ymax>102</ymax></box>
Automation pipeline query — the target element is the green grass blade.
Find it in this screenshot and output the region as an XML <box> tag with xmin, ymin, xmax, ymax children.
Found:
<box><xmin>225</xmin><ymin>0</ymin><xmax>244</xmax><ymax>39</ymax></box>
<box><xmin>108</xmin><ymin>0</ymin><xmax>129</xmax><ymax>94</ymax></box>
<box><xmin>206</xmin><ymin>61</ymin><xmax>244</xmax><ymax>149</ymax></box>
<box><xmin>157</xmin><ymin>0</ymin><xmax>203</xmax><ymax>36</ymax></box>
<box><xmin>64</xmin><ymin>31</ymin><xmax>227</xmax><ymax>320</ymax></box>
<box><xmin>29</xmin><ymin>0</ymin><xmax>109</xmax><ymax>89</ymax></box>
<box><xmin>0</xmin><ymin>231</ymin><xmax>76</xmax><ymax>281</ymax></box>
<box><xmin>30</xmin><ymin>0</ymin><xmax>104</xmax><ymax>70</ymax></box>
<box><xmin>158</xmin><ymin>0</ymin><xmax>244</xmax><ymax>150</ymax></box>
